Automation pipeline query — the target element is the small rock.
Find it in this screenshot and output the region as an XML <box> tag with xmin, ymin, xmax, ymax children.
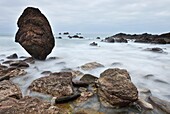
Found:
<box><xmin>55</xmin><ymin>93</ymin><xmax>81</xmax><ymax>103</ymax></box>
<box><xmin>136</xmin><ymin>98</ymin><xmax>153</xmax><ymax>110</ymax></box>
<box><xmin>149</xmin><ymin>96</ymin><xmax>170</xmax><ymax>113</ymax></box>
<box><xmin>72</xmin><ymin>80</ymin><xmax>89</xmax><ymax>87</ymax></box>
<box><xmin>80</xmin><ymin>74</ymin><xmax>98</xmax><ymax>84</ymax></box>
<box><xmin>2</xmin><ymin>60</ymin><xmax>14</xmax><ymax>64</ymax></box>
<box><xmin>144</xmin><ymin>74</ymin><xmax>154</xmax><ymax>79</ymax></box>
<box><xmin>6</xmin><ymin>53</ymin><xmax>18</xmax><ymax>59</ymax></box>
<box><xmin>154</xmin><ymin>79</ymin><xmax>169</xmax><ymax>84</ymax></box>
<box><xmin>9</xmin><ymin>60</ymin><xmax>29</xmax><ymax>68</ymax></box>
<box><xmin>0</xmin><ymin>75</ymin><xmax>10</xmax><ymax>82</ymax></box>
<box><xmin>41</xmin><ymin>71</ymin><xmax>52</xmax><ymax>75</ymax></box>
<box><xmin>90</xmin><ymin>42</ymin><xmax>98</xmax><ymax>46</ymax></box>
<box><xmin>80</xmin><ymin>62</ymin><xmax>104</xmax><ymax>71</ymax></box>
<box><xmin>23</xmin><ymin>57</ymin><xmax>35</xmax><ymax>64</ymax></box>
<box><xmin>144</xmin><ymin>47</ymin><xmax>164</xmax><ymax>53</ymax></box>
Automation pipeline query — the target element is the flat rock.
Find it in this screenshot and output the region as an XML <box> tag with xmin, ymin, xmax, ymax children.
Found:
<box><xmin>0</xmin><ymin>68</ymin><xmax>27</xmax><ymax>78</ymax></box>
<box><xmin>97</xmin><ymin>68</ymin><xmax>138</xmax><ymax>107</ymax></box>
<box><xmin>0</xmin><ymin>80</ymin><xmax>22</xmax><ymax>100</ymax></box>
<box><xmin>15</xmin><ymin>7</ymin><xmax>55</xmax><ymax>60</ymax></box>
<box><xmin>80</xmin><ymin>74</ymin><xmax>98</xmax><ymax>84</ymax></box>
<box><xmin>81</xmin><ymin>62</ymin><xmax>104</xmax><ymax>71</ymax></box>
<box><xmin>9</xmin><ymin>60</ymin><xmax>29</xmax><ymax>68</ymax></box>
<box><xmin>0</xmin><ymin>96</ymin><xmax>67</xmax><ymax>114</ymax></box>
<box><xmin>149</xmin><ymin>96</ymin><xmax>170</xmax><ymax>113</ymax></box>
<box><xmin>29</xmin><ymin>72</ymin><xmax>74</xmax><ymax>99</ymax></box>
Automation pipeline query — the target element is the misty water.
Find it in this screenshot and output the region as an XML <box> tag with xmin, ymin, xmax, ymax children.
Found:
<box><xmin>0</xmin><ymin>34</ymin><xmax>170</xmax><ymax>104</ymax></box>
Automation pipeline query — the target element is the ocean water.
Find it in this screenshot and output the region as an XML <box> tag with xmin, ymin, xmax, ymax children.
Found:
<box><xmin>0</xmin><ymin>34</ymin><xmax>170</xmax><ymax>103</ymax></box>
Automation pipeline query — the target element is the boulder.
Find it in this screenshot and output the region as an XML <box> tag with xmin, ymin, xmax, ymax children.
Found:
<box><xmin>97</xmin><ymin>68</ymin><xmax>138</xmax><ymax>107</ymax></box>
<box><xmin>29</xmin><ymin>72</ymin><xmax>74</xmax><ymax>99</ymax></box>
<box><xmin>0</xmin><ymin>80</ymin><xmax>22</xmax><ymax>100</ymax></box>
<box><xmin>15</xmin><ymin>7</ymin><xmax>55</xmax><ymax>60</ymax></box>
<box><xmin>80</xmin><ymin>62</ymin><xmax>104</xmax><ymax>71</ymax></box>
<box><xmin>0</xmin><ymin>96</ymin><xmax>67</xmax><ymax>114</ymax></box>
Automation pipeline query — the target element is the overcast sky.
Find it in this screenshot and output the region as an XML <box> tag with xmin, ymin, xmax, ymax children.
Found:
<box><xmin>0</xmin><ymin>0</ymin><xmax>170</xmax><ymax>35</ymax></box>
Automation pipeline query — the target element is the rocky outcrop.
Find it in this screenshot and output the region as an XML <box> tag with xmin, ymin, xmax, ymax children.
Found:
<box><xmin>97</xmin><ymin>68</ymin><xmax>138</xmax><ymax>107</ymax></box>
<box><xmin>0</xmin><ymin>80</ymin><xmax>22</xmax><ymax>100</ymax></box>
<box><xmin>80</xmin><ymin>62</ymin><xmax>104</xmax><ymax>71</ymax></box>
<box><xmin>0</xmin><ymin>96</ymin><xmax>67</xmax><ymax>114</ymax></box>
<box><xmin>29</xmin><ymin>72</ymin><xmax>74</xmax><ymax>99</ymax></box>
<box><xmin>15</xmin><ymin>7</ymin><xmax>55</xmax><ymax>60</ymax></box>
<box><xmin>104</xmin><ymin>37</ymin><xmax>128</xmax><ymax>43</ymax></box>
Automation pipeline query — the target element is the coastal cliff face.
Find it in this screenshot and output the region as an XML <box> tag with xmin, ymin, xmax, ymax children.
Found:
<box><xmin>15</xmin><ymin>7</ymin><xmax>55</xmax><ymax>60</ymax></box>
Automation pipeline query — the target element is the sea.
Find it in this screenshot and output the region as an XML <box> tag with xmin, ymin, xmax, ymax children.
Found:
<box><xmin>0</xmin><ymin>33</ymin><xmax>170</xmax><ymax>103</ymax></box>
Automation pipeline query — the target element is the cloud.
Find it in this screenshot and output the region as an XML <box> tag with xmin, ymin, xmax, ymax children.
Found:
<box><xmin>0</xmin><ymin>0</ymin><xmax>170</xmax><ymax>34</ymax></box>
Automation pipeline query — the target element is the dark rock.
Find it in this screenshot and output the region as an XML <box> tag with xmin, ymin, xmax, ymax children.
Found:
<box><xmin>55</xmin><ymin>92</ymin><xmax>81</xmax><ymax>103</ymax></box>
<box><xmin>2</xmin><ymin>60</ymin><xmax>14</xmax><ymax>64</ymax></box>
<box><xmin>144</xmin><ymin>47</ymin><xmax>164</xmax><ymax>53</ymax></box>
<box><xmin>41</xmin><ymin>71</ymin><xmax>52</xmax><ymax>75</ymax></box>
<box><xmin>63</xmin><ymin>32</ymin><xmax>69</xmax><ymax>35</ymax></box>
<box><xmin>19</xmin><ymin>56</ymin><xmax>27</xmax><ymax>58</ymax></box>
<box><xmin>48</xmin><ymin>56</ymin><xmax>60</xmax><ymax>60</ymax></box>
<box><xmin>72</xmin><ymin>80</ymin><xmax>89</xmax><ymax>87</ymax></box>
<box><xmin>23</xmin><ymin>57</ymin><xmax>35</xmax><ymax>64</ymax></box>
<box><xmin>72</xmin><ymin>35</ymin><xmax>79</xmax><ymax>38</ymax></box>
<box><xmin>15</xmin><ymin>7</ymin><xmax>55</xmax><ymax>60</ymax></box>
<box><xmin>96</xmin><ymin>37</ymin><xmax>100</xmax><ymax>39</ymax></box>
<box><xmin>154</xmin><ymin>79</ymin><xmax>169</xmax><ymax>84</ymax></box>
<box><xmin>80</xmin><ymin>62</ymin><xmax>104</xmax><ymax>71</ymax></box>
<box><xmin>0</xmin><ymin>96</ymin><xmax>67</xmax><ymax>114</ymax></box>
<box><xmin>97</xmin><ymin>68</ymin><xmax>138</xmax><ymax>107</ymax></box>
<box><xmin>79</xmin><ymin>36</ymin><xmax>84</xmax><ymax>39</ymax></box>
<box><xmin>144</xmin><ymin>74</ymin><xmax>154</xmax><ymax>79</ymax></box>
<box><xmin>90</xmin><ymin>42</ymin><xmax>98</xmax><ymax>46</ymax></box>
<box><xmin>0</xmin><ymin>80</ymin><xmax>22</xmax><ymax>100</ymax></box>
<box><xmin>59</xmin><ymin>33</ymin><xmax>61</xmax><ymax>35</ymax></box>
<box><xmin>56</xmin><ymin>36</ymin><xmax>62</xmax><ymax>39</ymax></box>
<box><xmin>105</xmin><ymin>37</ymin><xmax>115</xmax><ymax>43</ymax></box>
<box><xmin>80</xmin><ymin>74</ymin><xmax>98</xmax><ymax>84</ymax></box>
<box><xmin>114</xmin><ymin>38</ymin><xmax>128</xmax><ymax>43</ymax></box>
<box><xmin>29</xmin><ymin>72</ymin><xmax>74</xmax><ymax>98</ymax></box>
<box><xmin>68</xmin><ymin>35</ymin><xmax>72</xmax><ymax>38</ymax></box>
<box><xmin>149</xmin><ymin>96</ymin><xmax>170</xmax><ymax>113</ymax></box>
<box><xmin>0</xmin><ymin>75</ymin><xmax>10</xmax><ymax>82</ymax></box>
<box><xmin>6</xmin><ymin>53</ymin><xmax>18</xmax><ymax>59</ymax></box>
<box><xmin>9</xmin><ymin>60</ymin><xmax>29</xmax><ymax>68</ymax></box>
<box><xmin>0</xmin><ymin>68</ymin><xmax>27</xmax><ymax>78</ymax></box>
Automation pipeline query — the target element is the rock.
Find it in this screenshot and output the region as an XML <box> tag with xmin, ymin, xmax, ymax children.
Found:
<box><xmin>2</xmin><ymin>60</ymin><xmax>14</xmax><ymax>64</ymax></box>
<box><xmin>41</xmin><ymin>71</ymin><xmax>52</xmax><ymax>75</ymax></box>
<box><xmin>0</xmin><ymin>64</ymin><xmax>8</xmax><ymax>70</ymax></box>
<box><xmin>144</xmin><ymin>74</ymin><xmax>154</xmax><ymax>79</ymax></box>
<box><xmin>0</xmin><ymin>75</ymin><xmax>10</xmax><ymax>82</ymax></box>
<box><xmin>154</xmin><ymin>79</ymin><xmax>169</xmax><ymax>84</ymax></box>
<box><xmin>0</xmin><ymin>68</ymin><xmax>27</xmax><ymax>78</ymax></box>
<box><xmin>29</xmin><ymin>72</ymin><xmax>74</xmax><ymax>98</ymax></box>
<box><xmin>80</xmin><ymin>62</ymin><xmax>104</xmax><ymax>71</ymax></box>
<box><xmin>105</xmin><ymin>37</ymin><xmax>115</xmax><ymax>43</ymax></box>
<box><xmin>72</xmin><ymin>80</ymin><xmax>89</xmax><ymax>87</ymax></box>
<box><xmin>144</xmin><ymin>47</ymin><xmax>164</xmax><ymax>53</ymax></box>
<box><xmin>80</xmin><ymin>74</ymin><xmax>98</xmax><ymax>84</ymax></box>
<box><xmin>72</xmin><ymin>35</ymin><xmax>79</xmax><ymax>38</ymax></box>
<box><xmin>55</xmin><ymin>92</ymin><xmax>81</xmax><ymax>103</ymax></box>
<box><xmin>15</xmin><ymin>7</ymin><xmax>55</xmax><ymax>60</ymax></box>
<box><xmin>9</xmin><ymin>60</ymin><xmax>29</xmax><ymax>68</ymax></box>
<box><xmin>63</xmin><ymin>32</ymin><xmax>69</xmax><ymax>35</ymax></box>
<box><xmin>56</xmin><ymin>36</ymin><xmax>62</xmax><ymax>39</ymax></box>
<box><xmin>6</xmin><ymin>53</ymin><xmax>18</xmax><ymax>59</ymax></box>
<box><xmin>0</xmin><ymin>96</ymin><xmax>67</xmax><ymax>114</ymax></box>
<box><xmin>114</xmin><ymin>38</ymin><xmax>128</xmax><ymax>43</ymax></box>
<box><xmin>23</xmin><ymin>57</ymin><xmax>35</xmax><ymax>64</ymax></box>
<box><xmin>0</xmin><ymin>80</ymin><xmax>22</xmax><ymax>100</ymax></box>
<box><xmin>149</xmin><ymin>96</ymin><xmax>170</xmax><ymax>113</ymax></box>
<box><xmin>97</xmin><ymin>68</ymin><xmax>138</xmax><ymax>107</ymax></box>
<box><xmin>96</xmin><ymin>37</ymin><xmax>100</xmax><ymax>39</ymax></box>
<box><xmin>90</xmin><ymin>42</ymin><xmax>98</xmax><ymax>46</ymax></box>
<box><xmin>136</xmin><ymin>98</ymin><xmax>153</xmax><ymax>110</ymax></box>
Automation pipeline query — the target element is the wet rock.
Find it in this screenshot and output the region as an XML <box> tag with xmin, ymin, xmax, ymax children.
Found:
<box><xmin>63</xmin><ymin>32</ymin><xmax>69</xmax><ymax>35</ymax></box>
<box><xmin>80</xmin><ymin>74</ymin><xmax>98</xmax><ymax>84</ymax></box>
<box><xmin>55</xmin><ymin>92</ymin><xmax>81</xmax><ymax>103</ymax></box>
<box><xmin>111</xmin><ymin>62</ymin><xmax>122</xmax><ymax>66</ymax></box>
<box><xmin>90</xmin><ymin>42</ymin><xmax>98</xmax><ymax>46</ymax></box>
<box><xmin>136</xmin><ymin>98</ymin><xmax>153</xmax><ymax>110</ymax></box>
<box><xmin>96</xmin><ymin>37</ymin><xmax>101</xmax><ymax>39</ymax></box>
<box><xmin>6</xmin><ymin>53</ymin><xmax>18</xmax><ymax>59</ymax></box>
<box><xmin>144</xmin><ymin>74</ymin><xmax>154</xmax><ymax>79</ymax></box>
<box><xmin>0</xmin><ymin>75</ymin><xmax>10</xmax><ymax>82</ymax></box>
<box><xmin>0</xmin><ymin>96</ymin><xmax>67</xmax><ymax>114</ymax></box>
<box><xmin>104</xmin><ymin>37</ymin><xmax>115</xmax><ymax>43</ymax></box>
<box><xmin>29</xmin><ymin>72</ymin><xmax>74</xmax><ymax>99</ymax></box>
<box><xmin>149</xmin><ymin>96</ymin><xmax>170</xmax><ymax>113</ymax></box>
<box><xmin>114</xmin><ymin>38</ymin><xmax>128</xmax><ymax>43</ymax></box>
<box><xmin>80</xmin><ymin>62</ymin><xmax>104</xmax><ymax>71</ymax></box>
<box><xmin>154</xmin><ymin>79</ymin><xmax>169</xmax><ymax>84</ymax></box>
<box><xmin>23</xmin><ymin>57</ymin><xmax>35</xmax><ymax>64</ymax></box>
<box><xmin>48</xmin><ymin>56</ymin><xmax>60</xmax><ymax>60</ymax></box>
<box><xmin>15</xmin><ymin>7</ymin><xmax>55</xmax><ymax>60</ymax></box>
<box><xmin>144</xmin><ymin>47</ymin><xmax>164</xmax><ymax>53</ymax></box>
<box><xmin>0</xmin><ymin>68</ymin><xmax>27</xmax><ymax>78</ymax></box>
<box><xmin>9</xmin><ymin>60</ymin><xmax>29</xmax><ymax>68</ymax></box>
<box><xmin>0</xmin><ymin>64</ymin><xmax>8</xmax><ymax>70</ymax></box>
<box><xmin>97</xmin><ymin>68</ymin><xmax>138</xmax><ymax>107</ymax></box>
<box><xmin>2</xmin><ymin>60</ymin><xmax>14</xmax><ymax>64</ymax></box>
<box><xmin>41</xmin><ymin>71</ymin><xmax>52</xmax><ymax>75</ymax></box>
<box><xmin>0</xmin><ymin>80</ymin><xmax>22</xmax><ymax>100</ymax></box>
<box><xmin>72</xmin><ymin>80</ymin><xmax>89</xmax><ymax>87</ymax></box>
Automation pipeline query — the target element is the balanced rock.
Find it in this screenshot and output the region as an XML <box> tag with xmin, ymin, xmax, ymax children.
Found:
<box><xmin>15</xmin><ymin>7</ymin><xmax>55</xmax><ymax>60</ymax></box>
<box><xmin>97</xmin><ymin>68</ymin><xmax>138</xmax><ymax>107</ymax></box>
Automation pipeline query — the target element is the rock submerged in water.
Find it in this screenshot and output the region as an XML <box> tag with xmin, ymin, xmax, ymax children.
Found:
<box><xmin>15</xmin><ymin>7</ymin><xmax>55</xmax><ymax>60</ymax></box>
<box><xmin>97</xmin><ymin>68</ymin><xmax>138</xmax><ymax>107</ymax></box>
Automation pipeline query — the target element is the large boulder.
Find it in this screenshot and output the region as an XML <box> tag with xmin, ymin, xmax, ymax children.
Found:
<box><xmin>0</xmin><ymin>96</ymin><xmax>67</xmax><ymax>114</ymax></box>
<box><xmin>29</xmin><ymin>72</ymin><xmax>74</xmax><ymax>99</ymax></box>
<box><xmin>15</xmin><ymin>7</ymin><xmax>55</xmax><ymax>60</ymax></box>
<box><xmin>97</xmin><ymin>68</ymin><xmax>138</xmax><ymax>107</ymax></box>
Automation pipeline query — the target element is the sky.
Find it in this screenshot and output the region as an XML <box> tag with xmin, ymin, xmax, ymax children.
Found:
<box><xmin>0</xmin><ymin>0</ymin><xmax>170</xmax><ymax>35</ymax></box>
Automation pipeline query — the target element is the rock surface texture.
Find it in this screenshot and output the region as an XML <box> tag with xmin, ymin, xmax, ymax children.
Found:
<box><xmin>97</xmin><ymin>68</ymin><xmax>138</xmax><ymax>107</ymax></box>
<box><xmin>15</xmin><ymin>7</ymin><xmax>55</xmax><ymax>60</ymax></box>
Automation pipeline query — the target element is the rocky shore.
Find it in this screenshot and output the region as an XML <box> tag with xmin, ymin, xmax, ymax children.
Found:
<box><xmin>0</xmin><ymin>53</ymin><xmax>170</xmax><ymax>114</ymax></box>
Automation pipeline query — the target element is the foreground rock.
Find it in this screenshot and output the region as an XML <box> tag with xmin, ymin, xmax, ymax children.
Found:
<box><xmin>0</xmin><ymin>96</ymin><xmax>67</xmax><ymax>114</ymax></box>
<box><xmin>97</xmin><ymin>68</ymin><xmax>138</xmax><ymax>107</ymax></box>
<box><xmin>149</xmin><ymin>96</ymin><xmax>170</xmax><ymax>113</ymax></box>
<box><xmin>15</xmin><ymin>7</ymin><xmax>55</xmax><ymax>60</ymax></box>
<box><xmin>6</xmin><ymin>53</ymin><xmax>18</xmax><ymax>59</ymax></box>
<box><xmin>80</xmin><ymin>62</ymin><xmax>104</xmax><ymax>71</ymax></box>
<box><xmin>0</xmin><ymin>80</ymin><xmax>22</xmax><ymax>100</ymax></box>
<box><xmin>29</xmin><ymin>72</ymin><xmax>74</xmax><ymax>99</ymax></box>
